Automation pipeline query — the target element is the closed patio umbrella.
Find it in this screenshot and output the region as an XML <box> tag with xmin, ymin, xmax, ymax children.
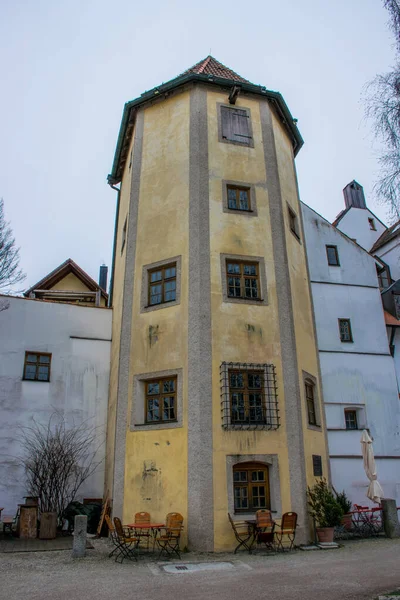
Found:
<box><xmin>360</xmin><ymin>430</ymin><xmax>384</xmax><ymax>504</ymax></box>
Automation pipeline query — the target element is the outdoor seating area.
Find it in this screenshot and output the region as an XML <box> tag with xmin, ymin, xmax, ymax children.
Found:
<box><xmin>228</xmin><ymin>510</ymin><xmax>298</xmax><ymax>554</ymax></box>
<box><xmin>105</xmin><ymin>511</ymin><xmax>184</xmax><ymax>563</ymax></box>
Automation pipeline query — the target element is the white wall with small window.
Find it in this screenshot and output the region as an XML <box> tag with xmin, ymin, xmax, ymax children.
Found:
<box><xmin>0</xmin><ymin>295</ymin><xmax>112</xmax><ymax>514</ymax></box>
<box><xmin>302</xmin><ymin>201</ymin><xmax>400</xmax><ymax>507</ymax></box>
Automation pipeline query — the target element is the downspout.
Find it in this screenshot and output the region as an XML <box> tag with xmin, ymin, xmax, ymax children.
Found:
<box><xmin>108</xmin><ymin>181</ymin><xmax>121</xmax><ymax>307</ymax></box>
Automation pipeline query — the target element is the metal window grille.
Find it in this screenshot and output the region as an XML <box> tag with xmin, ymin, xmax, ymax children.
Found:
<box><xmin>220</xmin><ymin>362</ymin><xmax>279</xmax><ymax>430</ymax></box>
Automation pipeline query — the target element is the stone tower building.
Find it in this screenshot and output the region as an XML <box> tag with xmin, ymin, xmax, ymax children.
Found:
<box><xmin>106</xmin><ymin>56</ymin><xmax>329</xmax><ymax>551</ymax></box>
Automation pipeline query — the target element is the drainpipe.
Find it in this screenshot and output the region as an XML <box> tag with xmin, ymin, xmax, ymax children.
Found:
<box><xmin>108</xmin><ymin>180</ymin><xmax>121</xmax><ymax>308</ymax></box>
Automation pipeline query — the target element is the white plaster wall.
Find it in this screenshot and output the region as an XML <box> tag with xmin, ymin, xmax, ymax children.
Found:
<box><xmin>302</xmin><ymin>203</ymin><xmax>377</xmax><ymax>286</ymax></box>
<box><xmin>0</xmin><ymin>297</ymin><xmax>112</xmax><ymax>514</ymax></box>
<box><xmin>336</xmin><ymin>206</ymin><xmax>386</xmax><ymax>252</ymax></box>
<box><xmin>330</xmin><ymin>458</ymin><xmax>400</xmax><ymax>507</ymax></box>
<box><xmin>376</xmin><ymin>236</ymin><xmax>400</xmax><ymax>281</ymax></box>
<box><xmin>312</xmin><ymin>284</ymin><xmax>389</xmax><ymax>353</ymax></box>
<box><xmin>303</xmin><ymin>202</ymin><xmax>400</xmax><ymax>506</ymax></box>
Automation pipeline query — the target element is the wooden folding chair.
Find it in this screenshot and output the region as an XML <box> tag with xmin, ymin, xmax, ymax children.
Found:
<box><xmin>255</xmin><ymin>509</ymin><xmax>275</xmax><ymax>552</ymax></box>
<box><xmin>134</xmin><ymin>511</ymin><xmax>151</xmax><ymax>550</ymax></box>
<box><xmin>113</xmin><ymin>517</ymin><xmax>140</xmax><ymax>563</ymax></box>
<box><xmin>157</xmin><ymin>512</ymin><xmax>184</xmax><ymax>559</ymax></box>
<box><xmin>105</xmin><ymin>514</ymin><xmax>120</xmax><ymax>558</ymax></box>
<box><xmin>274</xmin><ymin>512</ymin><xmax>297</xmax><ymax>551</ymax></box>
<box><xmin>228</xmin><ymin>513</ymin><xmax>253</xmax><ymax>554</ymax></box>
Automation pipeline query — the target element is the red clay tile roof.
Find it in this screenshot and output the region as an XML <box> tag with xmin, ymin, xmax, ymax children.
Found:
<box><xmin>180</xmin><ymin>55</ymin><xmax>250</xmax><ymax>84</ymax></box>
<box><xmin>370</xmin><ymin>220</ymin><xmax>400</xmax><ymax>253</ymax></box>
<box><xmin>384</xmin><ymin>310</ymin><xmax>400</xmax><ymax>326</ymax></box>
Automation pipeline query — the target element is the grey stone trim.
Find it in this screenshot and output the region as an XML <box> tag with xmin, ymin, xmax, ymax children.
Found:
<box><xmin>226</xmin><ymin>454</ymin><xmax>282</xmax><ymax>517</ymax></box>
<box><xmin>140</xmin><ymin>255</ymin><xmax>182</xmax><ymax>313</ymax></box>
<box><xmin>222</xmin><ymin>180</ymin><xmax>258</xmax><ymax>217</ymax></box>
<box><xmin>130</xmin><ymin>368</ymin><xmax>183</xmax><ymax>431</ymax></box>
<box><xmin>260</xmin><ymin>100</ymin><xmax>309</xmax><ymax>543</ymax></box>
<box><xmin>220</xmin><ymin>253</ymin><xmax>268</xmax><ymax>306</ymax></box>
<box><xmin>188</xmin><ymin>85</ymin><xmax>214</xmax><ymax>551</ymax></box>
<box><xmin>302</xmin><ymin>370</ymin><xmax>322</xmax><ymax>432</ymax></box>
<box><xmin>112</xmin><ymin>109</ymin><xmax>145</xmax><ymax>519</ymax></box>
<box><xmin>217</xmin><ymin>102</ymin><xmax>254</xmax><ymax>148</ymax></box>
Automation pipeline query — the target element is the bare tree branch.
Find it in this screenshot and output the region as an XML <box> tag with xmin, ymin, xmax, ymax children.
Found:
<box><xmin>18</xmin><ymin>414</ymin><xmax>104</xmax><ymax>522</ymax></box>
<box><xmin>364</xmin><ymin>2</ymin><xmax>400</xmax><ymax>221</ymax></box>
<box><xmin>0</xmin><ymin>198</ymin><xmax>26</xmax><ymax>293</ymax></box>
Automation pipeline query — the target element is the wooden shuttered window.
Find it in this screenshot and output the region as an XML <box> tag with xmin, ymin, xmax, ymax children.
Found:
<box><xmin>221</xmin><ymin>106</ymin><xmax>252</xmax><ymax>145</ymax></box>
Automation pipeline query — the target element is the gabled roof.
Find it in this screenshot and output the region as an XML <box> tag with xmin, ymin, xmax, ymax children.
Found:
<box><xmin>108</xmin><ymin>55</ymin><xmax>304</xmax><ymax>184</ymax></box>
<box><xmin>332</xmin><ymin>206</ymin><xmax>351</xmax><ymax>227</ymax></box>
<box><xmin>180</xmin><ymin>56</ymin><xmax>250</xmax><ymax>84</ymax></box>
<box><xmin>24</xmin><ymin>258</ymin><xmax>108</xmax><ymax>301</ymax></box>
<box><xmin>370</xmin><ymin>220</ymin><xmax>400</xmax><ymax>253</ymax></box>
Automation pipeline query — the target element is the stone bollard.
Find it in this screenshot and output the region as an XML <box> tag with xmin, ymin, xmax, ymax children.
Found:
<box><xmin>72</xmin><ymin>515</ymin><xmax>87</xmax><ymax>558</ymax></box>
<box><xmin>382</xmin><ymin>499</ymin><xmax>400</xmax><ymax>539</ymax></box>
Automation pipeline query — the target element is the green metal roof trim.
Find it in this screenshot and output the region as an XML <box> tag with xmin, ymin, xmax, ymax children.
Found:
<box><xmin>108</xmin><ymin>73</ymin><xmax>304</xmax><ymax>184</ymax></box>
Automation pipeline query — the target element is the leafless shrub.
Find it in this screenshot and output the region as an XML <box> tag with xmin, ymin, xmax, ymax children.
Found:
<box><xmin>0</xmin><ymin>198</ymin><xmax>26</xmax><ymax>293</ymax></box>
<box><xmin>364</xmin><ymin>1</ymin><xmax>400</xmax><ymax>221</ymax></box>
<box><xmin>19</xmin><ymin>414</ymin><xmax>103</xmax><ymax>520</ymax></box>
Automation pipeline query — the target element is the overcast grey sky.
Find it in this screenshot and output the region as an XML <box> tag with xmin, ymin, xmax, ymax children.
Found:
<box><xmin>0</xmin><ymin>0</ymin><xmax>396</xmax><ymax>291</ymax></box>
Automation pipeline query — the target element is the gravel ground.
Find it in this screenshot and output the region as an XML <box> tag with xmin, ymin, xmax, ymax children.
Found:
<box><xmin>0</xmin><ymin>536</ymin><xmax>399</xmax><ymax>600</ymax></box>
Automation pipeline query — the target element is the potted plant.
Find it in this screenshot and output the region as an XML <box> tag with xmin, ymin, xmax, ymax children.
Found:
<box><xmin>307</xmin><ymin>479</ymin><xmax>343</xmax><ymax>543</ymax></box>
<box><xmin>335</xmin><ymin>490</ymin><xmax>353</xmax><ymax>531</ymax></box>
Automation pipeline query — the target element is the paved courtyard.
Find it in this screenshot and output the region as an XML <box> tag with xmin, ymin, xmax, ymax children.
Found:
<box><xmin>0</xmin><ymin>537</ymin><xmax>399</xmax><ymax>600</ymax></box>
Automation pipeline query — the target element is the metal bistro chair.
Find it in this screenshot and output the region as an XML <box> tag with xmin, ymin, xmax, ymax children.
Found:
<box><xmin>255</xmin><ymin>509</ymin><xmax>276</xmax><ymax>552</ymax></box>
<box><xmin>228</xmin><ymin>513</ymin><xmax>252</xmax><ymax>554</ymax></box>
<box><xmin>113</xmin><ymin>517</ymin><xmax>140</xmax><ymax>563</ymax></box>
<box><xmin>134</xmin><ymin>511</ymin><xmax>151</xmax><ymax>550</ymax></box>
<box><xmin>274</xmin><ymin>512</ymin><xmax>297</xmax><ymax>552</ymax></box>
<box><xmin>157</xmin><ymin>512</ymin><xmax>184</xmax><ymax>559</ymax></box>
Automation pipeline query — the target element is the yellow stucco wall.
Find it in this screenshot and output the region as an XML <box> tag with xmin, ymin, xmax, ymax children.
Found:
<box><xmin>272</xmin><ymin>114</ymin><xmax>329</xmax><ymax>485</ymax></box>
<box><xmin>104</xmin><ymin>130</ymin><xmax>135</xmax><ymax>496</ymax></box>
<box><xmin>122</xmin><ymin>91</ymin><xmax>190</xmax><ymax>537</ymax></box>
<box><xmin>49</xmin><ymin>272</ymin><xmax>106</xmax><ymax>307</ymax></box>
<box><xmin>207</xmin><ymin>91</ymin><xmax>295</xmax><ymax>550</ymax></box>
<box><xmin>109</xmin><ymin>84</ymin><xmax>328</xmax><ymax>551</ymax></box>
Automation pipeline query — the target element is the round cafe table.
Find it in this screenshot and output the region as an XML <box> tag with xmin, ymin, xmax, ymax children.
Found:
<box><xmin>126</xmin><ymin>522</ymin><xmax>165</xmax><ymax>552</ymax></box>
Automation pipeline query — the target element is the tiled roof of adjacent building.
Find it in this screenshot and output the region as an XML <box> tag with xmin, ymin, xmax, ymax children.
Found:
<box><xmin>179</xmin><ymin>56</ymin><xmax>250</xmax><ymax>84</ymax></box>
<box><xmin>370</xmin><ymin>220</ymin><xmax>400</xmax><ymax>253</ymax></box>
<box><xmin>332</xmin><ymin>206</ymin><xmax>351</xmax><ymax>227</ymax></box>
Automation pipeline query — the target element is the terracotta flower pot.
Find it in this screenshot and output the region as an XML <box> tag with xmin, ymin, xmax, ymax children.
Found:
<box><xmin>316</xmin><ymin>527</ymin><xmax>334</xmax><ymax>543</ymax></box>
<box><xmin>341</xmin><ymin>514</ymin><xmax>353</xmax><ymax>531</ymax></box>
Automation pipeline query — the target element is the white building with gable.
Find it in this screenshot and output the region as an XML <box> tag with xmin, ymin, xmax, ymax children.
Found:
<box><xmin>302</xmin><ymin>200</ymin><xmax>400</xmax><ymax>505</ymax></box>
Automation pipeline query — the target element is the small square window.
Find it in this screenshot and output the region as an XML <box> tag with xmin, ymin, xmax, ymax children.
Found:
<box><xmin>23</xmin><ymin>352</ymin><xmax>51</xmax><ymax>382</ymax></box>
<box><xmin>227</xmin><ymin>185</ymin><xmax>251</xmax><ymax>211</ymax></box>
<box><xmin>339</xmin><ymin>318</ymin><xmax>353</xmax><ymax>343</ymax></box>
<box><xmin>345</xmin><ymin>410</ymin><xmax>358</xmax><ymax>430</ymax></box>
<box><xmin>226</xmin><ymin>260</ymin><xmax>260</xmax><ymax>300</ymax></box>
<box><xmin>326</xmin><ymin>245</ymin><xmax>340</xmax><ymax>266</ymax></box>
<box><xmin>312</xmin><ymin>455</ymin><xmax>323</xmax><ymax>477</ymax></box>
<box><xmin>288</xmin><ymin>206</ymin><xmax>300</xmax><ymax>241</ymax></box>
<box><xmin>219</xmin><ymin>105</ymin><xmax>253</xmax><ymax>147</ymax></box>
<box><xmin>368</xmin><ymin>218</ymin><xmax>376</xmax><ymax>231</ymax></box>
<box><xmin>148</xmin><ymin>263</ymin><xmax>176</xmax><ymax>306</ymax></box>
<box><xmin>145</xmin><ymin>376</ymin><xmax>177</xmax><ymax>424</ymax></box>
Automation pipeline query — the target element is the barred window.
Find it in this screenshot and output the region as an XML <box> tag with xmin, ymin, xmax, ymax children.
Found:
<box><xmin>345</xmin><ymin>409</ymin><xmax>358</xmax><ymax>430</ymax></box>
<box><xmin>220</xmin><ymin>362</ymin><xmax>279</xmax><ymax>430</ymax></box>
